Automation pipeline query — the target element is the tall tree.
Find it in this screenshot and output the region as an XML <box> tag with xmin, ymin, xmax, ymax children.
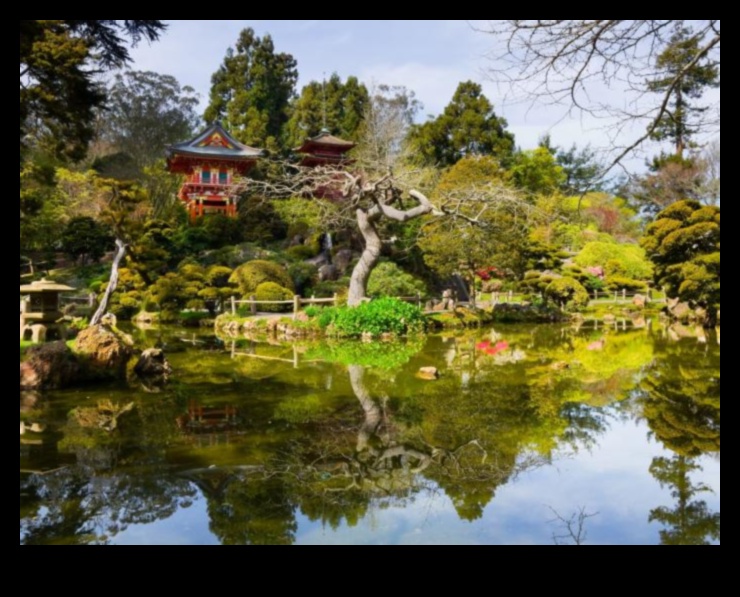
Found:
<box><xmin>204</xmin><ymin>28</ymin><xmax>298</xmax><ymax>152</ymax></box>
<box><xmin>647</xmin><ymin>25</ymin><xmax>720</xmax><ymax>158</ymax></box>
<box><xmin>20</xmin><ymin>20</ymin><xmax>166</xmax><ymax>164</ymax></box>
<box><xmin>409</xmin><ymin>81</ymin><xmax>515</xmax><ymax>167</ymax></box>
<box><xmin>286</xmin><ymin>74</ymin><xmax>369</xmax><ymax>147</ymax></box>
<box><xmin>96</xmin><ymin>71</ymin><xmax>200</xmax><ymax>171</ymax></box>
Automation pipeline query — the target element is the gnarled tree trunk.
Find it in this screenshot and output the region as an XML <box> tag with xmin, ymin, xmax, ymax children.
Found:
<box><xmin>347</xmin><ymin>190</ymin><xmax>436</xmax><ymax>307</ymax></box>
<box><xmin>348</xmin><ymin>210</ymin><xmax>383</xmax><ymax>307</ymax></box>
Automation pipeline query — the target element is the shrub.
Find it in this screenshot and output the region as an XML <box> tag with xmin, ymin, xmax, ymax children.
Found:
<box><xmin>230</xmin><ymin>260</ymin><xmax>294</xmax><ymax>296</ymax></box>
<box><xmin>286</xmin><ymin>245</ymin><xmax>317</xmax><ymax>261</ymax></box>
<box><xmin>605</xmin><ymin>276</ymin><xmax>648</xmax><ymax>293</ymax></box>
<box><xmin>288</xmin><ymin>262</ymin><xmax>319</xmax><ymax>296</ymax></box>
<box><xmin>319</xmin><ymin>297</ymin><xmax>425</xmax><ymax>337</ymax></box>
<box><xmin>254</xmin><ymin>282</ymin><xmax>294</xmax><ymax>313</ymax></box>
<box><xmin>367</xmin><ymin>262</ymin><xmax>428</xmax><ymax>298</ymax></box>
<box><xmin>545</xmin><ymin>277</ymin><xmax>590</xmax><ymax>312</ymax></box>
<box><xmin>575</xmin><ymin>241</ymin><xmax>653</xmax><ymax>280</ymax></box>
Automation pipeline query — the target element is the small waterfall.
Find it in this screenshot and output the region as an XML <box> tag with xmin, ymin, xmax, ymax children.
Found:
<box><xmin>324</xmin><ymin>233</ymin><xmax>334</xmax><ymax>264</ymax></box>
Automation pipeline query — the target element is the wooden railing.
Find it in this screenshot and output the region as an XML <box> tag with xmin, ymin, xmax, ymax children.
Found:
<box><xmin>231</xmin><ymin>294</ymin><xmax>339</xmax><ymax>318</ymax></box>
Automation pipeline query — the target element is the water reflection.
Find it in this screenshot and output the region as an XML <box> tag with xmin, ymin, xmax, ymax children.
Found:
<box><xmin>20</xmin><ymin>324</ymin><xmax>720</xmax><ymax>545</ymax></box>
<box><xmin>639</xmin><ymin>330</ymin><xmax>721</xmax><ymax>545</ymax></box>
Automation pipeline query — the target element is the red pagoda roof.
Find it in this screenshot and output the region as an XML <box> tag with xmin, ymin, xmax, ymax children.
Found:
<box><xmin>167</xmin><ymin>123</ymin><xmax>263</xmax><ymax>162</ymax></box>
<box><xmin>295</xmin><ymin>129</ymin><xmax>356</xmax><ymax>155</ymax></box>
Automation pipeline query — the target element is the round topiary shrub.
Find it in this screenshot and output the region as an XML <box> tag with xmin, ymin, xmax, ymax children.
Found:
<box><xmin>545</xmin><ymin>277</ymin><xmax>590</xmax><ymax>312</ymax></box>
<box><xmin>254</xmin><ymin>282</ymin><xmax>294</xmax><ymax>313</ymax></box>
<box><xmin>230</xmin><ymin>260</ymin><xmax>295</xmax><ymax>296</ymax></box>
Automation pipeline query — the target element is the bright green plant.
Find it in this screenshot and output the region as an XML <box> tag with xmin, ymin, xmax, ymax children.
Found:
<box><xmin>575</xmin><ymin>241</ymin><xmax>653</xmax><ymax>280</ymax></box>
<box><xmin>367</xmin><ymin>262</ymin><xmax>427</xmax><ymax>298</ymax></box>
<box><xmin>254</xmin><ymin>282</ymin><xmax>294</xmax><ymax>313</ymax></box>
<box><xmin>318</xmin><ymin>297</ymin><xmax>425</xmax><ymax>337</ymax></box>
<box><xmin>229</xmin><ymin>260</ymin><xmax>294</xmax><ymax>296</ymax></box>
<box><xmin>545</xmin><ymin>277</ymin><xmax>590</xmax><ymax>312</ymax></box>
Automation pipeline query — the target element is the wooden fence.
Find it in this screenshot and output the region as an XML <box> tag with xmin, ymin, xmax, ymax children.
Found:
<box><xmin>231</xmin><ymin>294</ymin><xmax>339</xmax><ymax>319</ymax></box>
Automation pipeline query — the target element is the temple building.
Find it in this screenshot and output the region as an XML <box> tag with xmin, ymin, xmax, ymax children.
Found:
<box><xmin>295</xmin><ymin>129</ymin><xmax>355</xmax><ymax>168</ymax></box>
<box><xmin>166</xmin><ymin>123</ymin><xmax>263</xmax><ymax>219</ymax></box>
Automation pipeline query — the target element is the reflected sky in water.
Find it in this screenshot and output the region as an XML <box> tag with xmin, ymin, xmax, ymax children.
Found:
<box><xmin>21</xmin><ymin>324</ymin><xmax>720</xmax><ymax>545</ymax></box>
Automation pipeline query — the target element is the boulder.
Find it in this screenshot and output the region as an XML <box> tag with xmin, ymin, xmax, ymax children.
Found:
<box><xmin>20</xmin><ymin>342</ymin><xmax>81</xmax><ymax>391</ymax></box>
<box><xmin>134</xmin><ymin>348</ymin><xmax>173</xmax><ymax>380</ymax></box>
<box><xmin>333</xmin><ymin>249</ymin><xmax>354</xmax><ymax>274</ymax></box>
<box><xmin>318</xmin><ymin>264</ymin><xmax>339</xmax><ymax>282</ymax></box>
<box><xmin>74</xmin><ymin>325</ymin><xmax>133</xmax><ymax>380</ymax></box>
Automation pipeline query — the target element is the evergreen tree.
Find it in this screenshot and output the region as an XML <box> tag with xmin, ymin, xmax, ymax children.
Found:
<box><xmin>204</xmin><ymin>28</ymin><xmax>298</xmax><ymax>152</ymax></box>
<box><xmin>647</xmin><ymin>25</ymin><xmax>720</xmax><ymax>157</ymax></box>
<box><xmin>409</xmin><ymin>81</ymin><xmax>515</xmax><ymax>167</ymax></box>
<box><xmin>286</xmin><ymin>74</ymin><xmax>369</xmax><ymax>147</ymax></box>
<box><xmin>20</xmin><ymin>20</ymin><xmax>165</xmax><ymax>164</ymax></box>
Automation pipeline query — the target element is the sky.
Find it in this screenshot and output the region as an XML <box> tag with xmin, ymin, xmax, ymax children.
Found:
<box><xmin>126</xmin><ymin>20</ymin><xmax>720</xmax><ymax>171</ymax></box>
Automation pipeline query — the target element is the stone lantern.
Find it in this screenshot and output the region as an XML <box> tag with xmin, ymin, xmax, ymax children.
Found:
<box><xmin>20</xmin><ymin>279</ymin><xmax>75</xmax><ymax>342</ymax></box>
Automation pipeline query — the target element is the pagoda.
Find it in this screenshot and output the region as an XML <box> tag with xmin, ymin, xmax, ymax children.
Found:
<box><xmin>166</xmin><ymin>123</ymin><xmax>263</xmax><ymax>219</ymax></box>
<box><xmin>295</xmin><ymin>129</ymin><xmax>355</xmax><ymax>168</ymax></box>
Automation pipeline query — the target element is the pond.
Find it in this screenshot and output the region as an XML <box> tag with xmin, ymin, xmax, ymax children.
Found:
<box><xmin>20</xmin><ymin>323</ymin><xmax>720</xmax><ymax>545</ymax></box>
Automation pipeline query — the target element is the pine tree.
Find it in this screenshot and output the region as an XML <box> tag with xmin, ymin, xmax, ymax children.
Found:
<box><xmin>409</xmin><ymin>81</ymin><xmax>515</xmax><ymax>167</ymax></box>
<box><xmin>204</xmin><ymin>28</ymin><xmax>298</xmax><ymax>153</ymax></box>
<box><xmin>648</xmin><ymin>25</ymin><xmax>720</xmax><ymax>157</ymax></box>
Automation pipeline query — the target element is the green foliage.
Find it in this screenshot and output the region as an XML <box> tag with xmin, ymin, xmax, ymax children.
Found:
<box><xmin>149</xmin><ymin>263</ymin><xmax>237</xmax><ymax>320</ymax></box>
<box><xmin>508</xmin><ymin>147</ymin><xmax>566</xmax><ymax>196</ymax></box>
<box><xmin>254</xmin><ymin>282</ymin><xmax>294</xmax><ymax>313</ymax></box>
<box><xmin>60</xmin><ymin>217</ymin><xmax>114</xmax><ymax>265</ymax></box>
<box><xmin>286</xmin><ymin>73</ymin><xmax>369</xmax><ymax>147</ymax></box>
<box><xmin>575</xmin><ymin>241</ymin><xmax>653</xmax><ymax>280</ymax></box>
<box><xmin>230</xmin><ymin>260</ymin><xmax>295</xmax><ymax>296</ymax></box>
<box><xmin>286</xmin><ymin>245</ymin><xmax>317</xmax><ymax>261</ymax></box>
<box><xmin>545</xmin><ymin>277</ymin><xmax>590</xmax><ymax>312</ymax></box>
<box><xmin>367</xmin><ymin>262</ymin><xmax>427</xmax><ymax>298</ymax></box>
<box><xmin>20</xmin><ymin>20</ymin><xmax>165</xmax><ymax>163</ymax></box>
<box><xmin>641</xmin><ymin>200</ymin><xmax>720</xmax><ymax>321</ymax></box>
<box><xmin>420</xmin><ymin>156</ymin><xmax>529</xmax><ymax>281</ymax></box>
<box><xmin>605</xmin><ymin>276</ymin><xmax>648</xmax><ymax>293</ymax></box>
<box><xmin>204</xmin><ymin>28</ymin><xmax>298</xmax><ymax>151</ymax></box>
<box><xmin>288</xmin><ymin>262</ymin><xmax>319</xmax><ymax>296</ymax></box>
<box><xmin>97</xmin><ymin>70</ymin><xmax>200</xmax><ymax>171</ymax></box>
<box><xmin>318</xmin><ymin>298</ymin><xmax>425</xmax><ymax>337</ymax></box>
<box><xmin>409</xmin><ymin>81</ymin><xmax>515</xmax><ymax>167</ymax></box>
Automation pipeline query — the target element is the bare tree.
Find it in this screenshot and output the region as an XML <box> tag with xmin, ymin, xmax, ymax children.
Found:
<box><xmin>479</xmin><ymin>20</ymin><xmax>720</xmax><ymax>172</ymax></box>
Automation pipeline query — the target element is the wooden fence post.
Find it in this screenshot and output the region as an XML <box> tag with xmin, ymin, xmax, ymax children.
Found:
<box><xmin>333</xmin><ymin>293</ymin><xmax>339</xmax><ymax>307</ymax></box>
<box><xmin>250</xmin><ymin>296</ymin><xmax>257</xmax><ymax>315</ymax></box>
<box><xmin>231</xmin><ymin>296</ymin><xmax>236</xmax><ymax>315</ymax></box>
<box><xmin>623</xmin><ymin>289</ymin><xmax>627</xmax><ymax>302</ymax></box>
<box><xmin>417</xmin><ymin>292</ymin><xmax>422</xmax><ymax>309</ymax></box>
<box><xmin>293</xmin><ymin>295</ymin><xmax>301</xmax><ymax>320</ymax></box>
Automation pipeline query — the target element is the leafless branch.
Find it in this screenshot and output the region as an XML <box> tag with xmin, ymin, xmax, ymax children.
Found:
<box><xmin>547</xmin><ymin>505</ymin><xmax>600</xmax><ymax>546</ymax></box>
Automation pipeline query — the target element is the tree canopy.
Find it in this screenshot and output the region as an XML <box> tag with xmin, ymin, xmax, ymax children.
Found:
<box><xmin>286</xmin><ymin>74</ymin><xmax>369</xmax><ymax>148</ymax></box>
<box><xmin>641</xmin><ymin>200</ymin><xmax>720</xmax><ymax>322</ymax></box>
<box><xmin>96</xmin><ymin>71</ymin><xmax>200</xmax><ymax>171</ymax></box>
<box><xmin>20</xmin><ymin>20</ymin><xmax>166</xmax><ymax>163</ymax></box>
<box><xmin>204</xmin><ymin>28</ymin><xmax>298</xmax><ymax>152</ymax></box>
<box><xmin>409</xmin><ymin>81</ymin><xmax>515</xmax><ymax>167</ymax></box>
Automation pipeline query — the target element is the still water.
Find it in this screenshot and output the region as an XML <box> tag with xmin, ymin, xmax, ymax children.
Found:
<box><xmin>20</xmin><ymin>324</ymin><xmax>720</xmax><ymax>545</ymax></box>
